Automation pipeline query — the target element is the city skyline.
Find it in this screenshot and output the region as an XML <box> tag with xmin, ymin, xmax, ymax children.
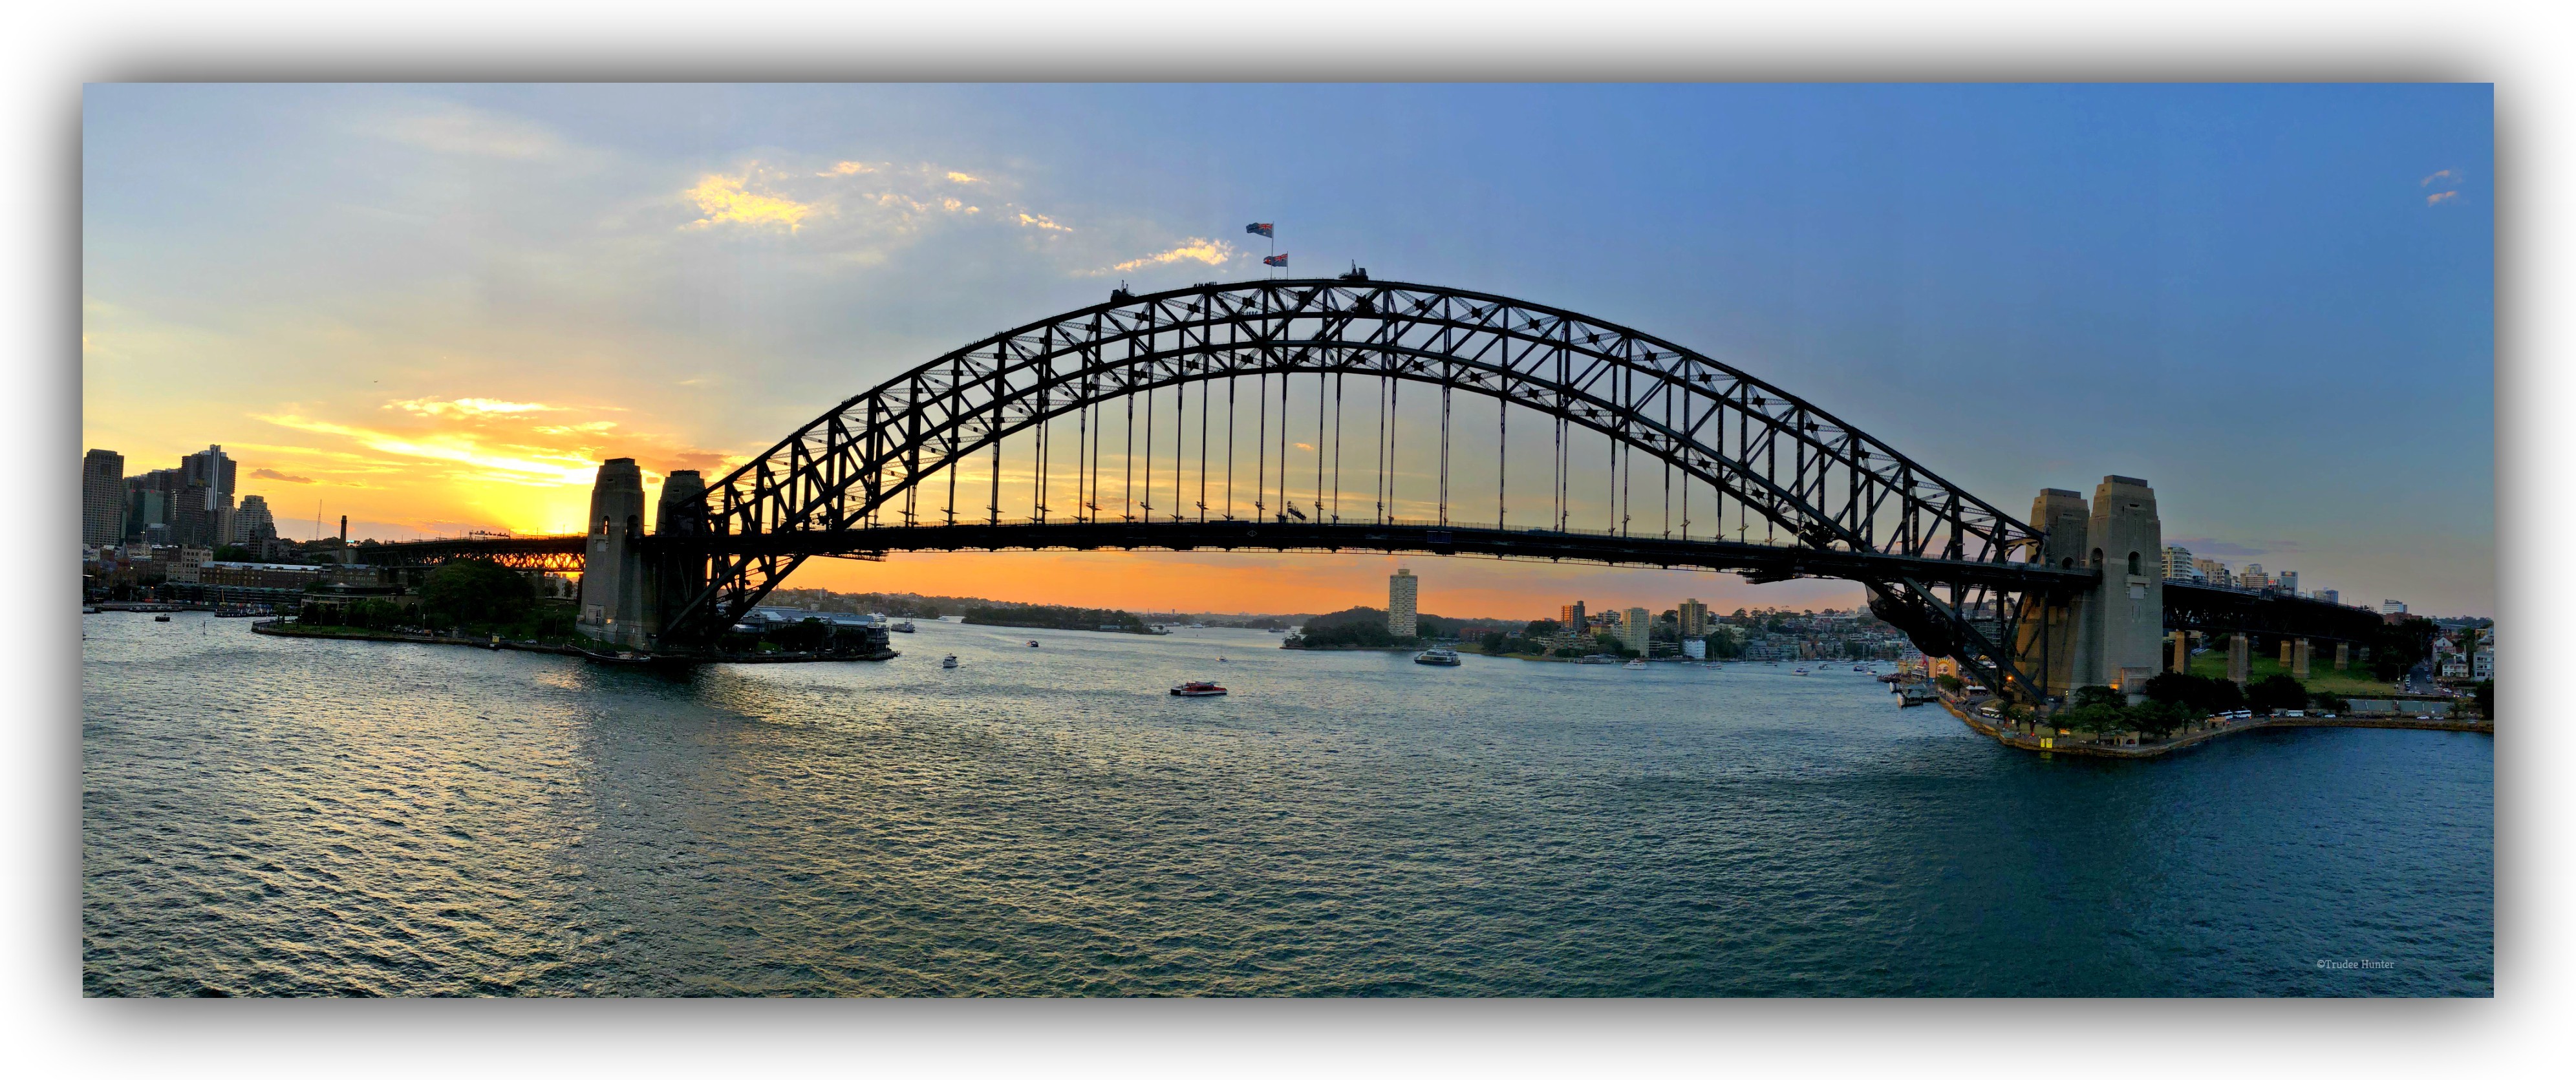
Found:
<box><xmin>82</xmin><ymin>84</ymin><xmax>2495</xmax><ymax>617</ymax></box>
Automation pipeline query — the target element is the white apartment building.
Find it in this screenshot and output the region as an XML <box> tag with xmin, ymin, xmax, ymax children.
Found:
<box><xmin>1388</xmin><ymin>569</ymin><xmax>1419</xmax><ymax>637</ymax></box>
<box><xmin>1621</xmin><ymin>607</ymin><xmax>1650</xmax><ymax>653</ymax></box>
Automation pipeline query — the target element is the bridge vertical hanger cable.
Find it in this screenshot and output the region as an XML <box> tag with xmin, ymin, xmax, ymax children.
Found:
<box><xmin>1223</xmin><ymin>375</ymin><xmax>1236</xmax><ymax>520</ymax></box>
<box><xmin>1313</xmin><ymin>370</ymin><xmax>1326</xmax><ymax>524</ymax></box>
<box><xmin>1438</xmin><ymin>370</ymin><xmax>1452</xmax><ymax>527</ymax></box>
<box><xmin>1275</xmin><ymin>361</ymin><xmax>1289</xmax><ymax>523</ymax></box>
<box><xmin>988</xmin><ymin>359</ymin><xmax>1004</xmax><ymax>527</ymax></box>
<box><xmin>1141</xmin><ymin>377</ymin><xmax>1155</xmax><ymax>522</ymax></box>
<box><xmin>1122</xmin><ymin>379</ymin><xmax>1136</xmax><ymax>522</ymax></box>
<box><xmin>1197</xmin><ymin>372</ymin><xmax>1210</xmax><ymax>522</ymax></box>
<box><xmin>1254</xmin><ymin>370</ymin><xmax>1267</xmax><ymax>522</ymax></box>
<box><xmin>1331</xmin><ymin>370</ymin><xmax>1345</xmax><ymax>524</ymax></box>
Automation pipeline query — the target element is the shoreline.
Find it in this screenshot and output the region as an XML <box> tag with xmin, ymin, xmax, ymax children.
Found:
<box><xmin>1937</xmin><ymin>694</ymin><xmax>2491</xmax><ymax>759</ymax></box>
<box><xmin>247</xmin><ymin>619</ymin><xmax>897</xmax><ymax>664</ymax></box>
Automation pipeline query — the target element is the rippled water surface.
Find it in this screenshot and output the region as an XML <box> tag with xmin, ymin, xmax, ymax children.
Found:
<box><xmin>83</xmin><ymin>612</ymin><xmax>2492</xmax><ymax>996</ymax></box>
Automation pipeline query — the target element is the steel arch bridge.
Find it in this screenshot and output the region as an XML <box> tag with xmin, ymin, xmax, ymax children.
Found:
<box><xmin>603</xmin><ymin>274</ymin><xmax>2096</xmax><ymax>691</ymax></box>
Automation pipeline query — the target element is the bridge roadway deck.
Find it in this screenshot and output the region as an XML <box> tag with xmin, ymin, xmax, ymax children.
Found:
<box><xmin>638</xmin><ymin>519</ymin><xmax>2096</xmax><ymax>593</ymax></box>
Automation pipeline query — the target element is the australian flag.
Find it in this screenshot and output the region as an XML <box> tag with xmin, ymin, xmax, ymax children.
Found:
<box><xmin>1245</xmin><ymin>222</ymin><xmax>1274</xmax><ymax>238</ymax></box>
<box><xmin>1262</xmin><ymin>253</ymin><xmax>1288</xmax><ymax>268</ymax></box>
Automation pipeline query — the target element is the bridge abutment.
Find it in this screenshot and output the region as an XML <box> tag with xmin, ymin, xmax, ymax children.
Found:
<box><xmin>2016</xmin><ymin>476</ymin><xmax>2165</xmax><ymax>704</ymax></box>
<box><xmin>575</xmin><ymin>458</ymin><xmax>650</xmax><ymax>648</ymax></box>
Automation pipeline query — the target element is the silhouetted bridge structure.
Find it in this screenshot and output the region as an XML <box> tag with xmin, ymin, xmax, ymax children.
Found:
<box><xmin>361</xmin><ymin>276</ymin><xmax>2380</xmax><ymax>703</ymax></box>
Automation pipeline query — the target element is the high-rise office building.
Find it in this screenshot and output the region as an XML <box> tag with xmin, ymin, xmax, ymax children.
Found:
<box><xmin>1622</xmin><ymin>607</ymin><xmax>1651</xmax><ymax>653</ymax></box>
<box><xmin>1560</xmin><ymin>600</ymin><xmax>1586</xmax><ymax>631</ymax></box>
<box><xmin>230</xmin><ymin>494</ymin><xmax>278</xmax><ymax>547</ymax></box>
<box><xmin>2319</xmin><ymin>589</ymin><xmax>2339</xmax><ymax>606</ymax></box>
<box><xmin>2383</xmin><ymin>600</ymin><xmax>2407</xmax><ymax>615</ymax></box>
<box><xmin>1388</xmin><ymin>569</ymin><xmax>1419</xmax><ymax>637</ymax></box>
<box><xmin>125</xmin><ymin>468</ymin><xmax>179</xmax><ymax>543</ymax></box>
<box><xmin>2275</xmin><ymin>570</ymin><xmax>2297</xmax><ymax>596</ymax></box>
<box><xmin>2193</xmin><ymin>557</ymin><xmax>2230</xmax><ymax>588</ymax></box>
<box><xmin>1677</xmin><ymin>598</ymin><xmax>1710</xmax><ymax>637</ymax></box>
<box><xmin>2162</xmin><ymin>545</ymin><xmax>2195</xmax><ymax>580</ymax></box>
<box><xmin>82</xmin><ymin>449</ymin><xmax>125</xmax><ymax>546</ymax></box>
<box><xmin>180</xmin><ymin>445</ymin><xmax>237</xmax><ymax>497</ymax></box>
<box><xmin>2238</xmin><ymin>563</ymin><xmax>2268</xmax><ymax>589</ymax></box>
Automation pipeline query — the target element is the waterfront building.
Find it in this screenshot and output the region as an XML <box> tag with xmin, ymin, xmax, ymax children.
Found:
<box><xmin>1620</xmin><ymin>607</ymin><xmax>1649</xmax><ymax>654</ymax></box>
<box><xmin>1559</xmin><ymin>600</ymin><xmax>1586</xmax><ymax>632</ymax></box>
<box><xmin>1388</xmin><ymin>568</ymin><xmax>1419</xmax><ymax>637</ymax></box>
<box><xmin>1683</xmin><ymin>638</ymin><xmax>1706</xmax><ymax>660</ymax></box>
<box><xmin>2162</xmin><ymin>545</ymin><xmax>2194</xmax><ymax>580</ymax></box>
<box><xmin>82</xmin><ymin>449</ymin><xmax>125</xmax><ymax>547</ymax></box>
<box><xmin>2193</xmin><ymin>558</ymin><xmax>2231</xmax><ymax>588</ymax></box>
<box><xmin>2383</xmin><ymin>600</ymin><xmax>2407</xmax><ymax>615</ymax></box>
<box><xmin>1677</xmin><ymin>598</ymin><xmax>1710</xmax><ymax>637</ymax></box>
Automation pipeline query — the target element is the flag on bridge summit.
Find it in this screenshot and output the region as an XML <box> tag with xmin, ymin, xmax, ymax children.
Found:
<box><xmin>1245</xmin><ymin>222</ymin><xmax>1274</xmax><ymax>237</ymax></box>
<box><xmin>1262</xmin><ymin>253</ymin><xmax>1288</xmax><ymax>268</ymax></box>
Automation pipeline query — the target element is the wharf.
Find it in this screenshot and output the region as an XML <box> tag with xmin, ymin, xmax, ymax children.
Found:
<box><xmin>1938</xmin><ymin>694</ymin><xmax>2489</xmax><ymax>759</ymax></box>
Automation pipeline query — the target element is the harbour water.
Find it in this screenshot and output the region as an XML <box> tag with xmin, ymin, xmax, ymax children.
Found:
<box><xmin>83</xmin><ymin>611</ymin><xmax>2493</xmax><ymax>996</ymax></box>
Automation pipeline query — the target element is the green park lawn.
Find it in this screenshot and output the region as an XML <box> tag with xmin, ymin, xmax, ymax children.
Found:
<box><xmin>2186</xmin><ymin>650</ymin><xmax>2398</xmax><ymax>697</ymax></box>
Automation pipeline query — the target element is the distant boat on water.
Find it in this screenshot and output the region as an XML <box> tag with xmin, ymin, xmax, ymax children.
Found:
<box><xmin>891</xmin><ymin>620</ymin><xmax>917</xmax><ymax>633</ymax></box>
<box><xmin>1171</xmin><ymin>681</ymin><xmax>1228</xmax><ymax>697</ymax></box>
<box><xmin>941</xmin><ymin>655</ymin><xmax>959</xmax><ymax>668</ymax></box>
<box><xmin>1623</xmin><ymin>658</ymin><xmax>1648</xmax><ymax>670</ymax></box>
<box><xmin>1414</xmin><ymin>647</ymin><xmax>1461</xmax><ymax>666</ymax></box>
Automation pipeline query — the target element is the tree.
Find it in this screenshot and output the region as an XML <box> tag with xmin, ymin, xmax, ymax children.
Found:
<box><xmin>1936</xmin><ymin>673</ymin><xmax>1964</xmax><ymax>694</ymax></box>
<box><xmin>2071</xmin><ymin>684</ymin><xmax>2125</xmax><ymax>708</ymax></box>
<box><xmin>2248</xmin><ymin>675</ymin><xmax>2308</xmax><ymax>714</ymax></box>
<box><xmin>1524</xmin><ymin>620</ymin><xmax>1558</xmax><ymax>638</ymax></box>
<box><xmin>2472</xmin><ymin>679</ymin><xmax>2493</xmax><ymax>719</ymax></box>
<box><xmin>1479</xmin><ymin>631</ymin><xmax>1510</xmax><ymax>655</ymax></box>
<box><xmin>213</xmin><ymin>544</ymin><xmax>255</xmax><ymax>563</ymax></box>
<box><xmin>418</xmin><ymin>559</ymin><xmax>534</xmax><ymax>630</ymax></box>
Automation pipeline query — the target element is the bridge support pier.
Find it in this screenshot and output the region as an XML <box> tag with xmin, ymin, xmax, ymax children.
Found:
<box><xmin>574</xmin><ymin>459</ymin><xmax>708</xmax><ymax>650</ymax></box>
<box><xmin>2293</xmin><ymin>637</ymin><xmax>2312</xmax><ymax>679</ymax></box>
<box><xmin>2014</xmin><ymin>476</ymin><xmax>2163</xmax><ymax>705</ymax></box>
<box><xmin>2335</xmin><ymin>641</ymin><xmax>2350</xmax><ymax>670</ymax></box>
<box><xmin>2227</xmin><ymin>634</ymin><xmax>2250</xmax><ymax>684</ymax></box>
<box><xmin>575</xmin><ymin>458</ymin><xmax>651</xmax><ymax>648</ymax></box>
<box><xmin>2166</xmin><ymin>631</ymin><xmax>2189</xmax><ymax>674</ymax></box>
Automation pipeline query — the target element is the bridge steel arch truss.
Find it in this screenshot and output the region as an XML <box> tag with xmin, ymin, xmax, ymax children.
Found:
<box><xmin>665</xmin><ymin>278</ymin><xmax>2066</xmax><ymax>691</ymax></box>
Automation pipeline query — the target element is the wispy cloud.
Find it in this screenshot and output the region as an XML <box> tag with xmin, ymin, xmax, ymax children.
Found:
<box><xmin>1098</xmin><ymin>238</ymin><xmax>1236</xmax><ymax>275</ymax></box>
<box><xmin>370</xmin><ymin>101</ymin><xmax>564</xmax><ymax>160</ymax></box>
<box><xmin>249</xmin><ymin>467</ymin><xmax>314</xmax><ymax>484</ymax></box>
<box><xmin>387</xmin><ymin>397</ymin><xmax>563</xmax><ymax>419</ymax></box>
<box><xmin>825</xmin><ymin>161</ymin><xmax>875</xmax><ymax>175</ymax></box>
<box><xmin>2421</xmin><ymin>168</ymin><xmax>2465</xmax><ymax>207</ymax></box>
<box><xmin>945</xmin><ymin>171</ymin><xmax>981</xmax><ymax>184</ymax></box>
<box><xmin>685</xmin><ymin>174</ymin><xmax>815</xmax><ymax>232</ymax></box>
<box><xmin>1016</xmin><ymin>212</ymin><xmax>1073</xmax><ymax>233</ymax></box>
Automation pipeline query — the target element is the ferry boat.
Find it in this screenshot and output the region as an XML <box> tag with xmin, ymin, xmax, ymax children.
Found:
<box><xmin>1623</xmin><ymin>658</ymin><xmax>1648</xmax><ymax>670</ymax></box>
<box><xmin>1413</xmin><ymin>647</ymin><xmax>1461</xmax><ymax>666</ymax></box>
<box><xmin>1576</xmin><ymin>654</ymin><xmax>1621</xmax><ymax>664</ymax></box>
<box><xmin>941</xmin><ymin>655</ymin><xmax>959</xmax><ymax>668</ymax></box>
<box><xmin>1027</xmin><ymin>639</ymin><xmax>1040</xmax><ymax>648</ymax></box>
<box><xmin>891</xmin><ymin>620</ymin><xmax>918</xmax><ymax>633</ymax></box>
<box><xmin>153</xmin><ymin>614</ymin><xmax>170</xmax><ymax>622</ymax></box>
<box><xmin>1170</xmin><ymin>681</ymin><xmax>1228</xmax><ymax>697</ymax></box>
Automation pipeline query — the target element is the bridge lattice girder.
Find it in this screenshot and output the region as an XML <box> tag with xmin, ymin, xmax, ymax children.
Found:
<box><xmin>662</xmin><ymin>277</ymin><xmax>2055</xmax><ymax>690</ymax></box>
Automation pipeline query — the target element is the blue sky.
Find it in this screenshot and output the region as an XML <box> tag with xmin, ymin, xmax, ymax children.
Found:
<box><xmin>82</xmin><ymin>83</ymin><xmax>2494</xmax><ymax>616</ymax></box>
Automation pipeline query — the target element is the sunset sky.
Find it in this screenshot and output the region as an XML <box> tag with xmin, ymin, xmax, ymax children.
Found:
<box><xmin>81</xmin><ymin>84</ymin><xmax>2494</xmax><ymax>618</ymax></box>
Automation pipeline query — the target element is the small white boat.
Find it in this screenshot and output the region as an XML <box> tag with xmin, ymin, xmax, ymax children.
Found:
<box><xmin>941</xmin><ymin>655</ymin><xmax>959</xmax><ymax>668</ymax></box>
<box><xmin>1414</xmin><ymin>647</ymin><xmax>1461</xmax><ymax>666</ymax></box>
<box><xmin>1171</xmin><ymin>681</ymin><xmax>1228</xmax><ymax>697</ymax></box>
<box><xmin>1623</xmin><ymin>658</ymin><xmax>1648</xmax><ymax>669</ymax></box>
